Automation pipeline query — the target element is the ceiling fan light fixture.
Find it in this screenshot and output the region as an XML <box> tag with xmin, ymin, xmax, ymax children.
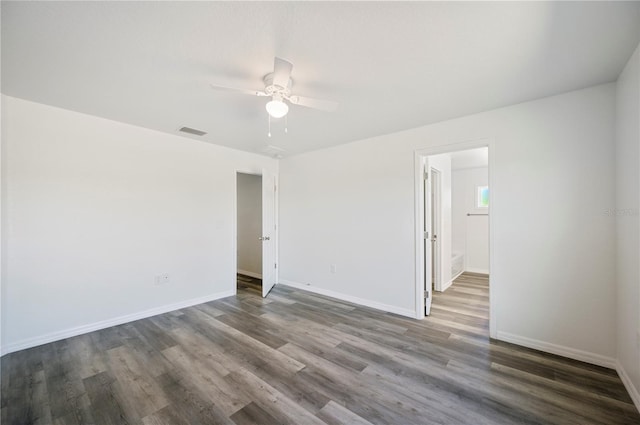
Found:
<box><xmin>265</xmin><ymin>98</ymin><xmax>289</xmax><ymax>118</ymax></box>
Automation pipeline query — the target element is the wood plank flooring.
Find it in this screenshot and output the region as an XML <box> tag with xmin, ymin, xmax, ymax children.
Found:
<box><xmin>236</xmin><ymin>274</ymin><xmax>262</xmax><ymax>295</ymax></box>
<box><xmin>2</xmin><ymin>273</ymin><xmax>638</xmax><ymax>424</ymax></box>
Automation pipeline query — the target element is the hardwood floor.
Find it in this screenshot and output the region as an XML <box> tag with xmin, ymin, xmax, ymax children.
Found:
<box><xmin>2</xmin><ymin>273</ymin><xmax>638</xmax><ymax>424</ymax></box>
<box><xmin>236</xmin><ymin>274</ymin><xmax>262</xmax><ymax>295</ymax></box>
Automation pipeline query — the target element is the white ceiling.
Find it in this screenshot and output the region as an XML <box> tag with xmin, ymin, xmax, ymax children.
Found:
<box><xmin>2</xmin><ymin>2</ymin><xmax>639</xmax><ymax>157</ymax></box>
<box><xmin>450</xmin><ymin>147</ymin><xmax>489</xmax><ymax>171</ymax></box>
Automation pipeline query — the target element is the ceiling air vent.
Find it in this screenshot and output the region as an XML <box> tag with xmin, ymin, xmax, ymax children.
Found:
<box><xmin>178</xmin><ymin>126</ymin><xmax>207</xmax><ymax>136</ymax></box>
<box><xmin>261</xmin><ymin>145</ymin><xmax>286</xmax><ymax>159</ymax></box>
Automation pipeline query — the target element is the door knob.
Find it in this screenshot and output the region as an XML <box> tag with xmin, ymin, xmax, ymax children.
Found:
<box><xmin>259</xmin><ymin>236</ymin><xmax>270</xmax><ymax>241</ymax></box>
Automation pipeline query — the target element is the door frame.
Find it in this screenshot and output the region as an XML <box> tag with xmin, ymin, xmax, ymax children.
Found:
<box><xmin>233</xmin><ymin>169</ymin><xmax>279</xmax><ymax>296</ymax></box>
<box><xmin>430</xmin><ymin>167</ymin><xmax>442</xmax><ymax>292</ymax></box>
<box><xmin>260</xmin><ymin>168</ymin><xmax>277</xmax><ymax>297</ymax></box>
<box><xmin>422</xmin><ymin>158</ymin><xmax>433</xmax><ymax>316</ymax></box>
<box><xmin>414</xmin><ymin>138</ymin><xmax>496</xmax><ymax>339</ymax></box>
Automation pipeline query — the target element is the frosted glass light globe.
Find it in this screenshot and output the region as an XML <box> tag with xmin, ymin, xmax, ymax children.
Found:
<box><xmin>266</xmin><ymin>99</ymin><xmax>289</xmax><ymax>118</ymax></box>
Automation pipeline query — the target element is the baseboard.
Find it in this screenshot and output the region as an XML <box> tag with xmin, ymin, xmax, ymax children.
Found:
<box><xmin>278</xmin><ymin>279</ymin><xmax>416</xmax><ymax>318</ymax></box>
<box><xmin>237</xmin><ymin>269</ymin><xmax>262</xmax><ymax>279</ymax></box>
<box><xmin>1</xmin><ymin>289</ymin><xmax>235</xmax><ymax>356</ymax></box>
<box><xmin>440</xmin><ymin>279</ymin><xmax>453</xmax><ymax>292</ymax></box>
<box><xmin>616</xmin><ymin>360</ymin><xmax>640</xmax><ymax>413</ymax></box>
<box><xmin>465</xmin><ymin>267</ymin><xmax>489</xmax><ymax>275</ymax></box>
<box><xmin>496</xmin><ymin>331</ymin><xmax>616</xmax><ymax>369</ymax></box>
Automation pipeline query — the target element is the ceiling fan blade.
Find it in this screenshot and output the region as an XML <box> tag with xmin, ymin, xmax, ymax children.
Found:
<box><xmin>289</xmin><ymin>95</ymin><xmax>338</xmax><ymax>112</ymax></box>
<box><xmin>210</xmin><ymin>83</ymin><xmax>267</xmax><ymax>97</ymax></box>
<box><xmin>272</xmin><ymin>57</ymin><xmax>293</xmax><ymax>89</ymax></box>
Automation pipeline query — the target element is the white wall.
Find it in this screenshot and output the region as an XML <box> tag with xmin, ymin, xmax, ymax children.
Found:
<box><xmin>280</xmin><ymin>83</ymin><xmax>617</xmax><ymax>365</ymax></box>
<box><xmin>615</xmin><ymin>43</ymin><xmax>640</xmax><ymax>408</ymax></box>
<box><xmin>0</xmin><ymin>95</ymin><xmax>277</xmax><ymax>353</ymax></box>
<box><xmin>427</xmin><ymin>154</ymin><xmax>452</xmax><ymax>290</ymax></box>
<box><xmin>0</xmin><ymin>87</ymin><xmax>3</xmax><ymax>359</ymax></box>
<box><xmin>452</xmin><ymin>167</ymin><xmax>489</xmax><ymax>274</ymax></box>
<box><xmin>236</xmin><ymin>173</ymin><xmax>262</xmax><ymax>277</ymax></box>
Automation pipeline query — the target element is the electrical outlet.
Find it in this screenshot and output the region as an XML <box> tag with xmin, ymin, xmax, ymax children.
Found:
<box><xmin>330</xmin><ymin>264</ymin><xmax>337</xmax><ymax>273</ymax></box>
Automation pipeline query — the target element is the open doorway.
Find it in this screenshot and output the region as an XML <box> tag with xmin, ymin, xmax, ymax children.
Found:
<box><xmin>416</xmin><ymin>144</ymin><xmax>491</xmax><ymax>334</ymax></box>
<box><xmin>430</xmin><ymin>167</ymin><xmax>442</xmax><ymax>293</ymax></box>
<box><xmin>235</xmin><ymin>170</ymin><xmax>277</xmax><ymax>298</ymax></box>
<box><xmin>236</xmin><ymin>173</ymin><xmax>263</xmax><ymax>295</ymax></box>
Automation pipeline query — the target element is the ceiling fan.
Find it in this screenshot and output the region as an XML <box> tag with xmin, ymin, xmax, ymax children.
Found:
<box><xmin>210</xmin><ymin>57</ymin><xmax>338</xmax><ymax>136</ymax></box>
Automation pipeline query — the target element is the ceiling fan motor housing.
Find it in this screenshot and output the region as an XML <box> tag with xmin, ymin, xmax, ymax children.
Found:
<box><xmin>263</xmin><ymin>72</ymin><xmax>292</xmax><ymax>97</ymax></box>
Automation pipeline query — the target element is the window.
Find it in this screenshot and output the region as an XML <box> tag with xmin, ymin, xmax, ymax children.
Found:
<box><xmin>477</xmin><ymin>186</ymin><xmax>489</xmax><ymax>208</ymax></box>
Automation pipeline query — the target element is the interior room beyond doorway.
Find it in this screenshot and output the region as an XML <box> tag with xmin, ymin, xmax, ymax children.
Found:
<box><xmin>420</xmin><ymin>146</ymin><xmax>490</xmax><ymax>317</ymax></box>
<box><xmin>236</xmin><ymin>173</ymin><xmax>263</xmax><ymax>292</ymax></box>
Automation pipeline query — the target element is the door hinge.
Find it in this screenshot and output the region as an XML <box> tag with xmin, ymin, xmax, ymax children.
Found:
<box><xmin>423</xmin><ymin>231</ymin><xmax>429</xmax><ymax>240</ymax></box>
<box><xmin>274</xmin><ymin>263</ymin><xmax>277</xmax><ymax>269</ymax></box>
<box><xmin>423</xmin><ymin>170</ymin><xmax>428</xmax><ymax>180</ymax></box>
<box><xmin>424</xmin><ymin>290</ymin><xmax>429</xmax><ymax>299</ymax></box>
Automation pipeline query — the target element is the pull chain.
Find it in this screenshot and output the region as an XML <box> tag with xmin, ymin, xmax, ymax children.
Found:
<box><xmin>267</xmin><ymin>115</ymin><xmax>272</xmax><ymax>138</ymax></box>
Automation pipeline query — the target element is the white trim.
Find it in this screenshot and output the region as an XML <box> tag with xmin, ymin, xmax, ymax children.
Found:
<box><xmin>274</xmin><ymin>172</ymin><xmax>279</xmax><ymax>286</ymax></box>
<box><xmin>431</xmin><ymin>167</ymin><xmax>443</xmax><ymax>292</ymax></box>
<box><xmin>279</xmin><ymin>280</ymin><xmax>416</xmax><ymax>319</ymax></box>
<box><xmin>1</xmin><ymin>289</ymin><xmax>235</xmax><ymax>356</ymax></box>
<box><xmin>261</xmin><ymin>169</ymin><xmax>277</xmax><ymax>297</ymax></box>
<box><xmin>451</xmin><ymin>270</ymin><xmax>464</xmax><ymax>282</ymax></box>
<box><xmin>233</xmin><ymin>169</ymin><xmax>258</xmax><ymax>305</ymax></box>
<box><xmin>616</xmin><ymin>360</ymin><xmax>640</xmax><ymax>413</ymax></box>
<box><xmin>237</xmin><ymin>269</ymin><xmax>262</xmax><ymax>279</ymax></box>
<box><xmin>439</xmin><ymin>279</ymin><xmax>453</xmax><ymax>292</ymax></box>
<box><xmin>465</xmin><ymin>267</ymin><xmax>490</xmax><ymax>275</ymax></box>
<box><xmin>496</xmin><ymin>331</ymin><xmax>616</xmax><ymax>369</ymax></box>
<box><xmin>487</xmin><ymin>141</ymin><xmax>496</xmax><ymax>339</ymax></box>
<box><xmin>234</xmin><ymin>168</ymin><xmax>279</xmax><ymax>298</ymax></box>
<box><xmin>414</xmin><ymin>153</ymin><xmax>426</xmax><ymax>319</ymax></box>
<box><xmin>414</xmin><ymin>138</ymin><xmax>496</xmax><ymax>337</ymax></box>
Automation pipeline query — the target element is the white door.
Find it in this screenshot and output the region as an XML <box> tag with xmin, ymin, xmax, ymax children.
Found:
<box><xmin>430</xmin><ymin>168</ymin><xmax>441</xmax><ymax>291</ymax></box>
<box><xmin>423</xmin><ymin>162</ymin><xmax>433</xmax><ymax>315</ymax></box>
<box><xmin>261</xmin><ymin>169</ymin><xmax>277</xmax><ymax>297</ymax></box>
